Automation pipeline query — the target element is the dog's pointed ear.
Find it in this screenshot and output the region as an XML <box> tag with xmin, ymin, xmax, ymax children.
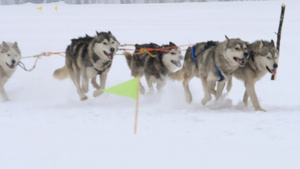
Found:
<box><xmin>2</xmin><ymin>41</ymin><xmax>8</xmax><ymax>47</ymax></box>
<box><xmin>96</xmin><ymin>31</ymin><xmax>100</xmax><ymax>35</ymax></box>
<box><xmin>225</xmin><ymin>35</ymin><xmax>230</xmax><ymax>41</ymax></box>
<box><xmin>13</xmin><ymin>42</ymin><xmax>18</xmax><ymax>47</ymax></box>
<box><xmin>259</xmin><ymin>40</ymin><xmax>264</xmax><ymax>50</ymax></box>
<box><xmin>169</xmin><ymin>41</ymin><xmax>176</xmax><ymax>46</ymax></box>
<box><xmin>271</xmin><ymin>39</ymin><xmax>275</xmax><ymax>47</ymax></box>
<box><xmin>108</xmin><ymin>31</ymin><xmax>112</xmax><ymax>35</ymax></box>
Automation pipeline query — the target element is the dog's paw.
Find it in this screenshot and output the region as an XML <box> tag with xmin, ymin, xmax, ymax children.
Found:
<box><xmin>80</xmin><ymin>95</ymin><xmax>88</xmax><ymax>101</ymax></box>
<box><xmin>92</xmin><ymin>83</ymin><xmax>100</xmax><ymax>89</ymax></box>
<box><xmin>201</xmin><ymin>96</ymin><xmax>211</xmax><ymax>105</ymax></box>
<box><xmin>82</xmin><ymin>88</ymin><xmax>89</xmax><ymax>94</ymax></box>
<box><xmin>255</xmin><ymin>107</ymin><xmax>266</xmax><ymax>112</ymax></box>
<box><xmin>185</xmin><ymin>94</ymin><xmax>192</xmax><ymax>104</ymax></box>
<box><xmin>93</xmin><ymin>89</ymin><xmax>104</xmax><ymax>97</ymax></box>
<box><xmin>140</xmin><ymin>86</ymin><xmax>145</xmax><ymax>95</ymax></box>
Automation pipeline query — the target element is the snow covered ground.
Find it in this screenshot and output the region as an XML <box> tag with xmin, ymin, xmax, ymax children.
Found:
<box><xmin>1</xmin><ymin>1</ymin><xmax>300</xmax><ymax>169</ymax></box>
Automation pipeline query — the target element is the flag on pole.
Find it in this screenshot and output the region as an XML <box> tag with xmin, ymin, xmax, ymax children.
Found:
<box><xmin>102</xmin><ymin>77</ymin><xmax>139</xmax><ymax>100</ymax></box>
<box><xmin>37</xmin><ymin>6</ymin><xmax>43</xmax><ymax>11</ymax></box>
<box><xmin>103</xmin><ymin>77</ymin><xmax>140</xmax><ymax>134</ymax></box>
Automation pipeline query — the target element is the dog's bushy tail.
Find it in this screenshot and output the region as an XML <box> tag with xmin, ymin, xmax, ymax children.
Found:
<box><xmin>123</xmin><ymin>52</ymin><xmax>132</xmax><ymax>70</ymax></box>
<box><xmin>53</xmin><ymin>66</ymin><xmax>68</xmax><ymax>80</ymax></box>
<box><xmin>169</xmin><ymin>69</ymin><xmax>184</xmax><ymax>81</ymax></box>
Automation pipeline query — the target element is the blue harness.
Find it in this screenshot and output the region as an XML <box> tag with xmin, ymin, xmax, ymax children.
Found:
<box><xmin>191</xmin><ymin>46</ymin><xmax>224</xmax><ymax>82</ymax></box>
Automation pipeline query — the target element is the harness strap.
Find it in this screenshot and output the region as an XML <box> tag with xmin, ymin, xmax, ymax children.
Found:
<box><xmin>216</xmin><ymin>65</ymin><xmax>225</xmax><ymax>82</ymax></box>
<box><xmin>191</xmin><ymin>46</ymin><xmax>198</xmax><ymax>68</ymax></box>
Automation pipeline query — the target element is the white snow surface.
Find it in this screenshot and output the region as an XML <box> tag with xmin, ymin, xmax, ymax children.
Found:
<box><xmin>1</xmin><ymin>1</ymin><xmax>300</xmax><ymax>169</ymax></box>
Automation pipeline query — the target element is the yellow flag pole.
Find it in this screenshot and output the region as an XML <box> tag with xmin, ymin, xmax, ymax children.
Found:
<box><xmin>134</xmin><ymin>77</ymin><xmax>140</xmax><ymax>134</ymax></box>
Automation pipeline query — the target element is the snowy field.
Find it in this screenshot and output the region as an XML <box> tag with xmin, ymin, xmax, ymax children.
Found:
<box><xmin>1</xmin><ymin>1</ymin><xmax>300</xmax><ymax>169</ymax></box>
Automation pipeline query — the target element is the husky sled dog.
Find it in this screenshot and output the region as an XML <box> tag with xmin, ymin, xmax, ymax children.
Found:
<box><xmin>123</xmin><ymin>42</ymin><xmax>183</xmax><ymax>94</ymax></box>
<box><xmin>225</xmin><ymin>40</ymin><xmax>279</xmax><ymax>111</ymax></box>
<box><xmin>170</xmin><ymin>37</ymin><xmax>249</xmax><ymax>105</ymax></box>
<box><xmin>0</xmin><ymin>41</ymin><xmax>21</xmax><ymax>101</ymax></box>
<box><xmin>53</xmin><ymin>31</ymin><xmax>120</xmax><ymax>101</ymax></box>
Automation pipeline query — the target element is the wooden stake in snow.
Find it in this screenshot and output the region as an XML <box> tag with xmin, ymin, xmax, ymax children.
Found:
<box><xmin>272</xmin><ymin>3</ymin><xmax>286</xmax><ymax>80</ymax></box>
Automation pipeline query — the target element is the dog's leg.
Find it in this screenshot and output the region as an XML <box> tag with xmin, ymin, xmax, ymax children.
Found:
<box><xmin>139</xmin><ymin>81</ymin><xmax>146</xmax><ymax>95</ymax></box>
<box><xmin>145</xmin><ymin>75</ymin><xmax>154</xmax><ymax>93</ymax></box>
<box><xmin>215</xmin><ymin>81</ymin><xmax>226</xmax><ymax>100</ymax></box>
<box><xmin>93</xmin><ymin>72</ymin><xmax>107</xmax><ymax>97</ymax></box>
<box><xmin>245</xmin><ymin>82</ymin><xmax>266</xmax><ymax>112</ymax></box>
<box><xmin>68</xmin><ymin>65</ymin><xmax>87</xmax><ymax>101</ymax></box>
<box><xmin>226</xmin><ymin>76</ymin><xmax>233</xmax><ymax>92</ymax></box>
<box><xmin>201</xmin><ymin>78</ymin><xmax>213</xmax><ymax>105</ymax></box>
<box><xmin>0</xmin><ymin>85</ymin><xmax>9</xmax><ymax>102</ymax></box>
<box><xmin>182</xmin><ymin>74</ymin><xmax>193</xmax><ymax>104</ymax></box>
<box><xmin>91</xmin><ymin>76</ymin><xmax>100</xmax><ymax>89</ymax></box>
<box><xmin>243</xmin><ymin>90</ymin><xmax>249</xmax><ymax>106</ymax></box>
<box><xmin>156</xmin><ymin>79</ymin><xmax>166</xmax><ymax>92</ymax></box>
<box><xmin>81</xmin><ymin>69</ymin><xmax>89</xmax><ymax>94</ymax></box>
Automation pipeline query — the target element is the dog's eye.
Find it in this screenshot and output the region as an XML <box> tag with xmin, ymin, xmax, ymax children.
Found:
<box><xmin>171</xmin><ymin>52</ymin><xmax>176</xmax><ymax>55</ymax></box>
<box><xmin>267</xmin><ymin>57</ymin><xmax>272</xmax><ymax>60</ymax></box>
<box><xmin>111</xmin><ymin>41</ymin><xmax>115</xmax><ymax>44</ymax></box>
<box><xmin>7</xmin><ymin>54</ymin><xmax>10</xmax><ymax>57</ymax></box>
<box><xmin>103</xmin><ymin>42</ymin><xmax>108</xmax><ymax>45</ymax></box>
<box><xmin>235</xmin><ymin>47</ymin><xmax>240</xmax><ymax>51</ymax></box>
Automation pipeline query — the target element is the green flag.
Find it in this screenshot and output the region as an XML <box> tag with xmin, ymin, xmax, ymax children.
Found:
<box><xmin>103</xmin><ymin>78</ymin><xmax>139</xmax><ymax>100</ymax></box>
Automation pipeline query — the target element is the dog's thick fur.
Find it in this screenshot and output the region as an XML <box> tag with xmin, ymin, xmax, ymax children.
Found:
<box><xmin>124</xmin><ymin>42</ymin><xmax>183</xmax><ymax>94</ymax></box>
<box><xmin>170</xmin><ymin>37</ymin><xmax>249</xmax><ymax>105</ymax></box>
<box><xmin>226</xmin><ymin>40</ymin><xmax>278</xmax><ymax>111</ymax></box>
<box><xmin>0</xmin><ymin>41</ymin><xmax>21</xmax><ymax>101</ymax></box>
<box><xmin>53</xmin><ymin>31</ymin><xmax>120</xmax><ymax>101</ymax></box>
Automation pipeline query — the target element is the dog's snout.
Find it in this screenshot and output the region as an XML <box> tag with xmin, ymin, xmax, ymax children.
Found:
<box><xmin>243</xmin><ymin>52</ymin><xmax>248</xmax><ymax>57</ymax></box>
<box><xmin>273</xmin><ymin>63</ymin><xmax>278</xmax><ymax>69</ymax></box>
<box><xmin>12</xmin><ymin>60</ymin><xmax>16</xmax><ymax>65</ymax></box>
<box><xmin>179</xmin><ymin>55</ymin><xmax>184</xmax><ymax>60</ymax></box>
<box><xmin>110</xmin><ymin>48</ymin><xmax>115</xmax><ymax>53</ymax></box>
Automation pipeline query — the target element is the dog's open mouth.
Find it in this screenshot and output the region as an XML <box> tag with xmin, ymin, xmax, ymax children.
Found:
<box><xmin>266</xmin><ymin>66</ymin><xmax>277</xmax><ymax>75</ymax></box>
<box><xmin>171</xmin><ymin>60</ymin><xmax>181</xmax><ymax>67</ymax></box>
<box><xmin>234</xmin><ymin>57</ymin><xmax>246</xmax><ymax>66</ymax></box>
<box><xmin>104</xmin><ymin>51</ymin><xmax>113</xmax><ymax>59</ymax></box>
<box><xmin>6</xmin><ymin>62</ymin><xmax>15</xmax><ymax>69</ymax></box>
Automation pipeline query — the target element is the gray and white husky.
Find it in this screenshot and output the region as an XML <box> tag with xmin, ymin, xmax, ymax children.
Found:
<box><xmin>170</xmin><ymin>37</ymin><xmax>249</xmax><ymax>105</ymax></box>
<box><xmin>123</xmin><ymin>42</ymin><xmax>183</xmax><ymax>94</ymax></box>
<box><xmin>0</xmin><ymin>41</ymin><xmax>21</xmax><ymax>101</ymax></box>
<box><xmin>53</xmin><ymin>31</ymin><xmax>120</xmax><ymax>101</ymax></box>
<box><xmin>226</xmin><ymin>40</ymin><xmax>279</xmax><ymax>111</ymax></box>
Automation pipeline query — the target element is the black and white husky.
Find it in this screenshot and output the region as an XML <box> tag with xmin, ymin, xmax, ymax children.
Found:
<box><xmin>53</xmin><ymin>31</ymin><xmax>120</xmax><ymax>101</ymax></box>
<box><xmin>123</xmin><ymin>42</ymin><xmax>183</xmax><ymax>94</ymax></box>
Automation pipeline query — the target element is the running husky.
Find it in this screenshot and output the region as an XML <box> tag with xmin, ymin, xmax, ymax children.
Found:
<box><xmin>123</xmin><ymin>42</ymin><xmax>183</xmax><ymax>94</ymax></box>
<box><xmin>225</xmin><ymin>40</ymin><xmax>279</xmax><ymax>111</ymax></box>
<box><xmin>0</xmin><ymin>41</ymin><xmax>21</xmax><ymax>101</ymax></box>
<box><xmin>170</xmin><ymin>37</ymin><xmax>249</xmax><ymax>105</ymax></box>
<box><xmin>53</xmin><ymin>31</ymin><xmax>120</xmax><ymax>101</ymax></box>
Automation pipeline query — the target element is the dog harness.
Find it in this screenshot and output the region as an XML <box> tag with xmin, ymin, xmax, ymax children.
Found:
<box><xmin>215</xmin><ymin>65</ymin><xmax>225</xmax><ymax>82</ymax></box>
<box><xmin>191</xmin><ymin>43</ymin><xmax>224</xmax><ymax>82</ymax></box>
<box><xmin>93</xmin><ymin>61</ymin><xmax>112</xmax><ymax>75</ymax></box>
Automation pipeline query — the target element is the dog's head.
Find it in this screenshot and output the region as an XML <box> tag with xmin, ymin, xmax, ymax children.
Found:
<box><xmin>0</xmin><ymin>41</ymin><xmax>21</xmax><ymax>70</ymax></box>
<box><xmin>224</xmin><ymin>36</ymin><xmax>249</xmax><ymax>67</ymax></box>
<box><xmin>93</xmin><ymin>31</ymin><xmax>120</xmax><ymax>61</ymax></box>
<box><xmin>252</xmin><ymin>40</ymin><xmax>279</xmax><ymax>76</ymax></box>
<box><xmin>161</xmin><ymin>42</ymin><xmax>183</xmax><ymax>72</ymax></box>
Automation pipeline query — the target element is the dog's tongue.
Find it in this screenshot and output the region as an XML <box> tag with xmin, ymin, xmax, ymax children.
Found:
<box><xmin>237</xmin><ymin>58</ymin><xmax>244</xmax><ymax>64</ymax></box>
<box><xmin>172</xmin><ymin>60</ymin><xmax>181</xmax><ymax>67</ymax></box>
<box><xmin>271</xmin><ymin>69</ymin><xmax>277</xmax><ymax>75</ymax></box>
